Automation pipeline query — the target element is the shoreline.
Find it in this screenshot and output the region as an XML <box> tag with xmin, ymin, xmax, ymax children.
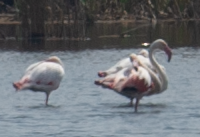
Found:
<box><xmin>0</xmin><ymin>14</ymin><xmax>200</xmax><ymax>25</ymax></box>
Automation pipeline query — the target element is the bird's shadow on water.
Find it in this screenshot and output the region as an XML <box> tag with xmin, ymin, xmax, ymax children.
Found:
<box><xmin>15</xmin><ymin>104</ymin><xmax>62</xmax><ymax>110</ymax></box>
<box><xmin>11</xmin><ymin>104</ymin><xmax>63</xmax><ymax>119</ymax></box>
<box><xmin>107</xmin><ymin>102</ymin><xmax>168</xmax><ymax>114</ymax></box>
<box><xmin>112</xmin><ymin>102</ymin><xmax>167</xmax><ymax>108</ymax></box>
<box><xmin>30</xmin><ymin>104</ymin><xmax>62</xmax><ymax>109</ymax></box>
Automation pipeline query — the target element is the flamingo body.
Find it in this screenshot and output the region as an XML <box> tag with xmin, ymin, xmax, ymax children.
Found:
<box><xmin>13</xmin><ymin>56</ymin><xmax>65</xmax><ymax>105</ymax></box>
<box><xmin>95</xmin><ymin>39</ymin><xmax>172</xmax><ymax>112</ymax></box>
<box><xmin>98</xmin><ymin>49</ymin><xmax>151</xmax><ymax>77</ymax></box>
<box><xmin>98</xmin><ymin>57</ymin><xmax>131</xmax><ymax>77</ymax></box>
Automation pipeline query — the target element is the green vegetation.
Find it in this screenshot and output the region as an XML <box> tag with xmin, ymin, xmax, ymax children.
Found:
<box><xmin>7</xmin><ymin>0</ymin><xmax>200</xmax><ymax>39</ymax></box>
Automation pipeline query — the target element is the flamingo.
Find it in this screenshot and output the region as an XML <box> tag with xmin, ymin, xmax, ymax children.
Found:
<box><xmin>98</xmin><ymin>49</ymin><xmax>151</xmax><ymax>77</ymax></box>
<box><xmin>95</xmin><ymin>39</ymin><xmax>172</xmax><ymax>112</ymax></box>
<box><xmin>95</xmin><ymin>45</ymin><xmax>164</xmax><ymax>105</ymax></box>
<box><xmin>95</xmin><ymin>50</ymin><xmax>153</xmax><ymax>105</ymax></box>
<box><xmin>95</xmin><ymin>59</ymin><xmax>155</xmax><ymax>110</ymax></box>
<box><xmin>13</xmin><ymin>56</ymin><xmax>65</xmax><ymax>105</ymax></box>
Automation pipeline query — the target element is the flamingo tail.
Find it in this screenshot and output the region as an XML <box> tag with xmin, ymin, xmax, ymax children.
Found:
<box><xmin>13</xmin><ymin>82</ymin><xmax>22</xmax><ymax>91</ymax></box>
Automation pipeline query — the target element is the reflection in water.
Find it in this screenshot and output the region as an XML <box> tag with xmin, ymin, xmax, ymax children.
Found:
<box><xmin>0</xmin><ymin>21</ymin><xmax>199</xmax><ymax>51</ymax></box>
<box><xmin>22</xmin><ymin>39</ymin><xmax>45</xmax><ymax>51</ymax></box>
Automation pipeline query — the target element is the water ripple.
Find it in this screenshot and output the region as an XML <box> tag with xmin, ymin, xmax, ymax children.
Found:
<box><xmin>0</xmin><ymin>47</ymin><xmax>200</xmax><ymax>136</ymax></box>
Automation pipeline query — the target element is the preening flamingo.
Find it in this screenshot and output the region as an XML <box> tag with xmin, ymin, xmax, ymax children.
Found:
<box><xmin>95</xmin><ymin>48</ymin><xmax>159</xmax><ymax>105</ymax></box>
<box><xmin>95</xmin><ymin>39</ymin><xmax>172</xmax><ymax>112</ymax></box>
<box><xmin>97</xmin><ymin>49</ymin><xmax>151</xmax><ymax>77</ymax></box>
<box><xmin>95</xmin><ymin>56</ymin><xmax>155</xmax><ymax>111</ymax></box>
<box><xmin>13</xmin><ymin>56</ymin><xmax>65</xmax><ymax>105</ymax></box>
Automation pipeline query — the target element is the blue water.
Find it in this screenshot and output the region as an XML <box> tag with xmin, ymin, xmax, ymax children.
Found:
<box><xmin>0</xmin><ymin>22</ymin><xmax>200</xmax><ymax>136</ymax></box>
<box><xmin>0</xmin><ymin>46</ymin><xmax>200</xmax><ymax>136</ymax></box>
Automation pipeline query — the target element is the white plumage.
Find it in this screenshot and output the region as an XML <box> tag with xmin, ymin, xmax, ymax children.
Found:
<box><xmin>95</xmin><ymin>39</ymin><xmax>172</xmax><ymax>112</ymax></box>
<box><xmin>97</xmin><ymin>49</ymin><xmax>151</xmax><ymax>77</ymax></box>
<box><xmin>13</xmin><ymin>56</ymin><xmax>65</xmax><ymax>105</ymax></box>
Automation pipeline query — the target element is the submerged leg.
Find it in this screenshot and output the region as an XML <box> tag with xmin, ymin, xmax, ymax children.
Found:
<box><xmin>45</xmin><ymin>92</ymin><xmax>50</xmax><ymax>105</ymax></box>
<box><xmin>134</xmin><ymin>98</ymin><xmax>140</xmax><ymax>112</ymax></box>
<box><xmin>130</xmin><ymin>98</ymin><xmax>134</xmax><ymax>106</ymax></box>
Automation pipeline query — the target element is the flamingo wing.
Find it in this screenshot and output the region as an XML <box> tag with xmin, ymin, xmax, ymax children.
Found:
<box><xmin>25</xmin><ymin>61</ymin><xmax>44</xmax><ymax>73</ymax></box>
<box><xmin>14</xmin><ymin>62</ymin><xmax>64</xmax><ymax>92</ymax></box>
<box><xmin>98</xmin><ymin>57</ymin><xmax>132</xmax><ymax>77</ymax></box>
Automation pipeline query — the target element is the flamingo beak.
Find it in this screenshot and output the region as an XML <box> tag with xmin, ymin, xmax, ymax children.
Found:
<box><xmin>165</xmin><ymin>47</ymin><xmax>172</xmax><ymax>62</ymax></box>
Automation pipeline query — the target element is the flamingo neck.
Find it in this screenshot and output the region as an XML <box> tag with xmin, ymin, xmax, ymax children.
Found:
<box><xmin>149</xmin><ymin>49</ymin><xmax>167</xmax><ymax>93</ymax></box>
<box><xmin>140</xmin><ymin>58</ymin><xmax>161</xmax><ymax>93</ymax></box>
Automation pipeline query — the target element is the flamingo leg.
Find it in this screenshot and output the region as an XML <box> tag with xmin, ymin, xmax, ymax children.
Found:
<box><xmin>134</xmin><ymin>98</ymin><xmax>140</xmax><ymax>112</ymax></box>
<box><xmin>45</xmin><ymin>92</ymin><xmax>50</xmax><ymax>105</ymax></box>
<box><xmin>130</xmin><ymin>98</ymin><xmax>134</xmax><ymax>106</ymax></box>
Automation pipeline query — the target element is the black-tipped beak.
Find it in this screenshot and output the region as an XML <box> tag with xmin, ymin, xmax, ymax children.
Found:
<box><xmin>168</xmin><ymin>53</ymin><xmax>171</xmax><ymax>62</ymax></box>
<box><xmin>167</xmin><ymin>50</ymin><xmax>172</xmax><ymax>62</ymax></box>
<box><xmin>165</xmin><ymin>47</ymin><xmax>172</xmax><ymax>62</ymax></box>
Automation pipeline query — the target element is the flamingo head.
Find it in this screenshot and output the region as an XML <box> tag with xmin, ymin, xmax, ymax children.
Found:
<box><xmin>129</xmin><ymin>53</ymin><xmax>137</xmax><ymax>62</ymax></box>
<box><xmin>46</xmin><ymin>56</ymin><xmax>63</xmax><ymax>66</ymax></box>
<box><xmin>138</xmin><ymin>49</ymin><xmax>149</xmax><ymax>58</ymax></box>
<box><xmin>129</xmin><ymin>53</ymin><xmax>140</xmax><ymax>69</ymax></box>
<box><xmin>150</xmin><ymin>39</ymin><xmax>172</xmax><ymax>62</ymax></box>
<box><xmin>164</xmin><ymin>46</ymin><xmax>172</xmax><ymax>62</ymax></box>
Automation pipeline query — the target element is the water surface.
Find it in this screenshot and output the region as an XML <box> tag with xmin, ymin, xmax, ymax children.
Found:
<box><xmin>0</xmin><ymin>22</ymin><xmax>200</xmax><ymax>136</ymax></box>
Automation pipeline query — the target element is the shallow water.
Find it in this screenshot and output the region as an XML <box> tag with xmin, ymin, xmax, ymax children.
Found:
<box><xmin>1</xmin><ymin>22</ymin><xmax>200</xmax><ymax>136</ymax></box>
<box><xmin>0</xmin><ymin>47</ymin><xmax>200</xmax><ymax>136</ymax></box>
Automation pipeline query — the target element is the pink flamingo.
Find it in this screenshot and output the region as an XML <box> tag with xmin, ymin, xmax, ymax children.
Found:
<box><xmin>97</xmin><ymin>49</ymin><xmax>151</xmax><ymax>77</ymax></box>
<box><xmin>13</xmin><ymin>56</ymin><xmax>65</xmax><ymax>105</ymax></box>
<box><xmin>95</xmin><ymin>39</ymin><xmax>172</xmax><ymax>112</ymax></box>
<box><xmin>95</xmin><ymin>59</ymin><xmax>154</xmax><ymax>111</ymax></box>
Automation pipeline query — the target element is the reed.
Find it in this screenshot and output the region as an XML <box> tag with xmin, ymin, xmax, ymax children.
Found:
<box><xmin>15</xmin><ymin>0</ymin><xmax>200</xmax><ymax>39</ymax></box>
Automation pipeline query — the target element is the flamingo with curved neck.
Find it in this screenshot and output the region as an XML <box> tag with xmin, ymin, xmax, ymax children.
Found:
<box><xmin>97</xmin><ymin>49</ymin><xmax>150</xmax><ymax>77</ymax></box>
<box><xmin>94</xmin><ymin>39</ymin><xmax>172</xmax><ymax>112</ymax></box>
<box><xmin>148</xmin><ymin>39</ymin><xmax>171</xmax><ymax>93</ymax></box>
<box><xmin>128</xmin><ymin>39</ymin><xmax>172</xmax><ymax>111</ymax></box>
